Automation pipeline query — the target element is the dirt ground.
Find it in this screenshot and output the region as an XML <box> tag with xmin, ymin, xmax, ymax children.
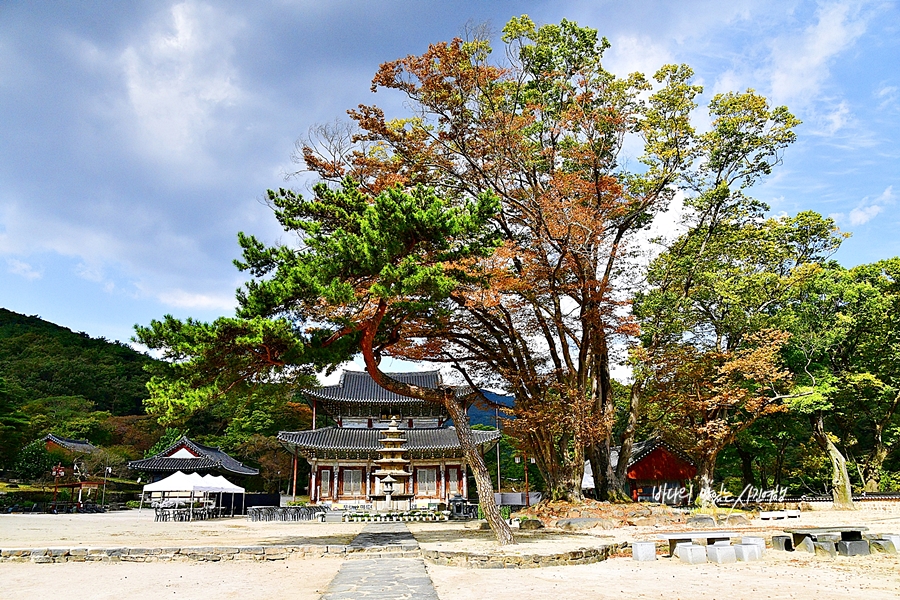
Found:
<box><xmin>1</xmin><ymin>506</ymin><xmax>899</xmax><ymax>599</ymax></box>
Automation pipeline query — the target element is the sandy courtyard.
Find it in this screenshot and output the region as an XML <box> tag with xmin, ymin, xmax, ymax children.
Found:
<box><xmin>2</xmin><ymin>508</ymin><xmax>899</xmax><ymax>599</ymax></box>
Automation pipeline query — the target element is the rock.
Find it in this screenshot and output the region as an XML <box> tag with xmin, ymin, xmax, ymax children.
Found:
<box><xmin>464</xmin><ymin>520</ymin><xmax>491</xmax><ymax>530</ymax></box>
<box><xmin>628</xmin><ymin>517</ymin><xmax>657</xmax><ymax>527</ymax></box>
<box><xmin>556</xmin><ymin>518</ymin><xmax>609</xmax><ymax>531</ymax></box>
<box><xmin>796</xmin><ymin>537</ymin><xmax>815</xmax><ymax>553</ymax></box>
<box><xmin>717</xmin><ymin>514</ymin><xmax>750</xmax><ymax>526</ymax></box>
<box><xmin>686</xmin><ymin>514</ymin><xmax>717</xmax><ymax>528</ymax></box>
<box><xmin>519</xmin><ymin>519</ymin><xmax>544</xmax><ymax>530</ymax></box>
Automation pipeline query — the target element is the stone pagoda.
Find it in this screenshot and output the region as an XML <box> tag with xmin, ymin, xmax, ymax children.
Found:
<box><xmin>371</xmin><ymin>419</ymin><xmax>412</xmax><ymax>511</ymax></box>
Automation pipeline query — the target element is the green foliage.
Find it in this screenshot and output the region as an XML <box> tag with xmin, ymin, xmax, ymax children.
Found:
<box><xmin>13</xmin><ymin>440</ymin><xmax>53</xmax><ymax>480</ymax></box>
<box><xmin>144</xmin><ymin>427</ymin><xmax>184</xmax><ymax>458</ymax></box>
<box><xmin>0</xmin><ymin>377</ymin><xmax>28</xmax><ymax>470</ymax></box>
<box><xmin>0</xmin><ymin>308</ymin><xmax>156</xmax><ymax>415</ymax></box>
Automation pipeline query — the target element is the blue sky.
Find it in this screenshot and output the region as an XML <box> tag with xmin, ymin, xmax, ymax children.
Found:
<box><xmin>1</xmin><ymin>0</ymin><xmax>898</xmax><ymax>352</ymax></box>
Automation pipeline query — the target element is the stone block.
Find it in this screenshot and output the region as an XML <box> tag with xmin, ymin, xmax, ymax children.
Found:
<box><xmin>868</xmin><ymin>539</ymin><xmax>897</xmax><ymax>554</ymax></box>
<box><xmin>707</xmin><ymin>544</ymin><xmax>737</xmax><ymax>564</ymax></box>
<box><xmin>796</xmin><ymin>537</ymin><xmax>815</xmax><ymax>553</ymax></box>
<box><xmin>734</xmin><ymin>544</ymin><xmax>761</xmax><ymax>562</ymax></box>
<box><xmin>677</xmin><ymin>544</ymin><xmax>707</xmax><ymax>564</ymax></box>
<box><xmin>631</xmin><ymin>542</ymin><xmax>657</xmax><ymax>562</ymax></box>
<box><xmin>771</xmin><ymin>535</ymin><xmax>793</xmax><ymax>551</ymax></box>
<box><xmin>816</xmin><ymin>533</ymin><xmax>841</xmax><ymax>544</ymax></box>
<box><xmin>881</xmin><ymin>534</ymin><xmax>900</xmax><ymax>550</ymax></box>
<box><xmin>837</xmin><ymin>540</ymin><xmax>870</xmax><ymax>556</ymax></box>
<box><xmin>519</xmin><ymin>519</ymin><xmax>544</xmax><ymax>530</ymax></box>
<box><xmin>741</xmin><ymin>537</ymin><xmax>766</xmax><ymax>554</ymax></box>
<box><xmin>813</xmin><ymin>541</ymin><xmax>837</xmax><ymax>558</ymax></box>
<box><xmin>786</xmin><ymin>509</ymin><xmax>801</xmax><ymax>518</ymax></box>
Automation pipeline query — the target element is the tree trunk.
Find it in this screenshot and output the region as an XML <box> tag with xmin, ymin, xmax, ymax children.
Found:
<box><xmin>612</xmin><ymin>377</ymin><xmax>643</xmax><ymax>503</ymax></box>
<box><xmin>863</xmin><ymin>391</ymin><xmax>899</xmax><ymax>492</ymax></box>
<box><xmin>733</xmin><ymin>443</ymin><xmax>756</xmax><ymax>490</ymax></box>
<box><xmin>810</xmin><ymin>412</ymin><xmax>855</xmax><ymax>510</ymax></box>
<box><xmin>589</xmin><ymin>442</ymin><xmax>630</xmax><ymax>502</ymax></box>
<box><xmin>444</xmin><ymin>393</ymin><xmax>516</xmax><ymax>544</ymax></box>
<box><xmin>696</xmin><ymin>454</ymin><xmax>719</xmax><ymax>509</ymax></box>
<box><xmin>358</xmin><ymin>310</ymin><xmax>515</xmax><ymax>544</ymax></box>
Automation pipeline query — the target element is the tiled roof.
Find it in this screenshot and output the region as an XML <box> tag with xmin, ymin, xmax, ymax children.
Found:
<box><xmin>610</xmin><ymin>438</ymin><xmax>695</xmax><ymax>469</ymax></box>
<box><xmin>278</xmin><ymin>426</ymin><xmax>500</xmax><ymax>459</ymax></box>
<box><xmin>303</xmin><ymin>370</ymin><xmax>470</xmax><ymax>404</ymax></box>
<box><xmin>42</xmin><ymin>434</ymin><xmax>99</xmax><ymax>454</ymax></box>
<box><xmin>128</xmin><ymin>436</ymin><xmax>259</xmax><ymax>476</ymax></box>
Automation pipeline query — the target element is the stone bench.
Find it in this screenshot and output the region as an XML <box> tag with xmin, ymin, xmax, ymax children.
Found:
<box><xmin>657</xmin><ymin>532</ymin><xmax>740</xmax><ymax>556</ymax></box>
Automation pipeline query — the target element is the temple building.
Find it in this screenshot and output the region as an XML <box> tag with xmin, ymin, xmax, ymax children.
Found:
<box><xmin>128</xmin><ymin>436</ymin><xmax>259</xmax><ymax>481</ymax></box>
<box><xmin>277</xmin><ymin>370</ymin><xmax>500</xmax><ymax>509</ymax></box>
<box><xmin>582</xmin><ymin>438</ymin><xmax>697</xmax><ymax>503</ymax></box>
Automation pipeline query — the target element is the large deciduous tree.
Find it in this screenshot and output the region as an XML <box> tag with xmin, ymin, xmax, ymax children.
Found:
<box><xmin>299</xmin><ymin>17</ymin><xmax>701</xmax><ymax>501</ymax></box>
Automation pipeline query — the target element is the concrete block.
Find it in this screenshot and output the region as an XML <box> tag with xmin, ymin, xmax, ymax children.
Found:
<box><xmin>677</xmin><ymin>545</ymin><xmax>707</xmax><ymax>564</ymax></box>
<box><xmin>631</xmin><ymin>542</ymin><xmax>657</xmax><ymax>562</ymax></box>
<box><xmin>707</xmin><ymin>545</ymin><xmax>737</xmax><ymax>564</ymax></box>
<box><xmin>741</xmin><ymin>537</ymin><xmax>766</xmax><ymax>555</ymax></box>
<box><xmin>796</xmin><ymin>537</ymin><xmax>815</xmax><ymax>553</ymax></box>
<box><xmin>673</xmin><ymin>542</ymin><xmax>693</xmax><ymax>559</ymax></box>
<box><xmin>786</xmin><ymin>509</ymin><xmax>801</xmax><ymax>518</ymax></box>
<box><xmin>881</xmin><ymin>534</ymin><xmax>900</xmax><ymax>550</ymax></box>
<box><xmin>813</xmin><ymin>541</ymin><xmax>837</xmax><ymax>558</ymax></box>
<box><xmin>837</xmin><ymin>540</ymin><xmax>870</xmax><ymax>556</ymax></box>
<box><xmin>772</xmin><ymin>535</ymin><xmax>793</xmax><ymax>551</ymax></box>
<box><xmin>734</xmin><ymin>544</ymin><xmax>761</xmax><ymax>561</ymax></box>
<box><xmin>869</xmin><ymin>539</ymin><xmax>897</xmax><ymax>554</ymax></box>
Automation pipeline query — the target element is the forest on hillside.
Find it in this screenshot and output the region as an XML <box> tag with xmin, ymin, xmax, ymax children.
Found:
<box><xmin>0</xmin><ymin>308</ymin><xmax>311</xmax><ymax>492</ymax></box>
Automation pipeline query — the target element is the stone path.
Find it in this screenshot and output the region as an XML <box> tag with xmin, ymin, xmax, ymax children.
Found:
<box><xmin>320</xmin><ymin>523</ymin><xmax>440</xmax><ymax>600</ymax></box>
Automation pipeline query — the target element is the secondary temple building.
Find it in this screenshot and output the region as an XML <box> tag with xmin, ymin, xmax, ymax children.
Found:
<box><xmin>277</xmin><ymin>370</ymin><xmax>500</xmax><ymax>509</ymax></box>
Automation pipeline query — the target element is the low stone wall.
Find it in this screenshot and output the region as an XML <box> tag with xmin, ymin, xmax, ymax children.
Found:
<box><xmin>0</xmin><ymin>545</ymin><xmax>349</xmax><ymax>563</ymax></box>
<box><xmin>422</xmin><ymin>543</ymin><xmax>624</xmax><ymax>569</ymax></box>
<box><xmin>2</xmin><ymin>542</ymin><xmax>624</xmax><ymax>568</ymax></box>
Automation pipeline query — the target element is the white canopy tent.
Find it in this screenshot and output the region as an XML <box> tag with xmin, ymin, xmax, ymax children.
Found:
<box><xmin>140</xmin><ymin>471</ymin><xmax>245</xmax><ymax>517</ymax></box>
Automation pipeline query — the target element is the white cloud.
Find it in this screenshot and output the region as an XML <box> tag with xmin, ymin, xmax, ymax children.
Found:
<box><xmin>6</xmin><ymin>258</ymin><xmax>42</xmax><ymax>280</ymax></box>
<box><xmin>876</xmin><ymin>84</ymin><xmax>898</xmax><ymax>110</ymax></box>
<box><xmin>848</xmin><ymin>204</ymin><xmax>883</xmax><ymax>226</ymax></box>
<box><xmin>834</xmin><ymin>185</ymin><xmax>895</xmax><ymax>226</ymax></box>
<box><xmin>153</xmin><ymin>287</ymin><xmax>236</xmax><ymax>311</ymax></box>
<box><xmin>767</xmin><ymin>2</ymin><xmax>868</xmax><ymax>106</ymax></box>
<box><xmin>119</xmin><ymin>1</ymin><xmax>245</xmax><ymax>165</ymax></box>
<box><xmin>821</xmin><ymin>101</ymin><xmax>852</xmax><ymax>135</ymax></box>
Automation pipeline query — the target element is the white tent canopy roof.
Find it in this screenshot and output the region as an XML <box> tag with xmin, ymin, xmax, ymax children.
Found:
<box><xmin>142</xmin><ymin>471</ymin><xmax>205</xmax><ymax>493</ymax></box>
<box><xmin>194</xmin><ymin>474</ymin><xmax>244</xmax><ymax>493</ymax></box>
<box><xmin>142</xmin><ymin>471</ymin><xmax>245</xmax><ymax>494</ymax></box>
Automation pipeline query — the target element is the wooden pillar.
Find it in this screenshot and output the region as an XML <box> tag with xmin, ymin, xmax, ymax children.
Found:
<box><xmin>310</xmin><ymin>460</ymin><xmax>317</xmax><ymax>503</ymax></box>
<box><xmin>291</xmin><ymin>448</ymin><xmax>298</xmax><ymax>502</ymax></box>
